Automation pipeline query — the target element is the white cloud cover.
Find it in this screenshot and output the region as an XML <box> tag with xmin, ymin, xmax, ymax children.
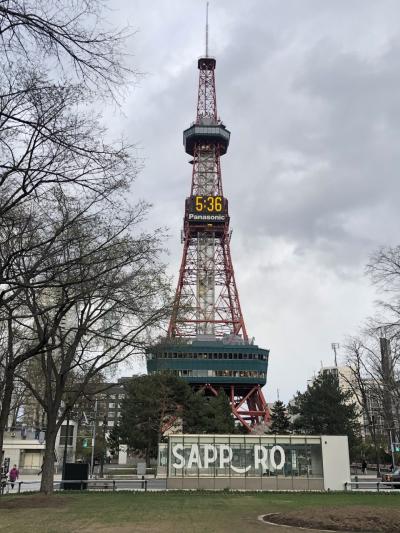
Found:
<box><xmin>103</xmin><ymin>0</ymin><xmax>400</xmax><ymax>401</ymax></box>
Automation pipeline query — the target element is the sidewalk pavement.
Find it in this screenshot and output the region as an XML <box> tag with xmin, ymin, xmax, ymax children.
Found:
<box><xmin>4</xmin><ymin>474</ymin><xmax>62</xmax><ymax>494</ymax></box>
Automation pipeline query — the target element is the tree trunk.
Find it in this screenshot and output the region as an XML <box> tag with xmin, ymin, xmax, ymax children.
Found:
<box><xmin>40</xmin><ymin>425</ymin><xmax>58</xmax><ymax>494</ymax></box>
<box><xmin>0</xmin><ymin>366</ymin><xmax>15</xmax><ymax>464</ymax></box>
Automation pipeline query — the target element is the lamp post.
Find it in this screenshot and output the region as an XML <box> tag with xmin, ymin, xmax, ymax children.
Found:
<box><xmin>389</xmin><ymin>428</ymin><xmax>396</xmax><ymax>471</ymax></box>
<box><xmin>99</xmin><ymin>414</ymin><xmax>108</xmax><ymax>478</ymax></box>
<box><xmin>371</xmin><ymin>415</ymin><xmax>381</xmax><ymax>476</ymax></box>
<box><xmin>90</xmin><ymin>399</ymin><xmax>98</xmax><ymax>478</ymax></box>
<box><xmin>331</xmin><ymin>343</ymin><xmax>340</xmax><ymax>367</ymax></box>
<box><xmin>62</xmin><ymin>410</ymin><xmax>71</xmax><ymax>486</ymax></box>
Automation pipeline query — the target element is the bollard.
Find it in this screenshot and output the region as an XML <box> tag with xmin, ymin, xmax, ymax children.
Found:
<box><xmin>113</xmin><ymin>480</ymin><xmax>116</xmax><ymax>492</ymax></box>
<box><xmin>18</xmin><ymin>481</ymin><xmax>22</xmax><ymax>494</ymax></box>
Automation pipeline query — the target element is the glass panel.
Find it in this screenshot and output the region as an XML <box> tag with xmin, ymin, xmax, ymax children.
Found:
<box><xmin>308</xmin><ymin>443</ymin><xmax>323</xmax><ymax>477</ymax></box>
<box><xmin>59</xmin><ymin>425</ymin><xmax>74</xmax><ymax>446</ymax></box>
<box><xmin>167</xmin><ymin>435</ymin><xmax>324</xmax><ymax>480</ymax></box>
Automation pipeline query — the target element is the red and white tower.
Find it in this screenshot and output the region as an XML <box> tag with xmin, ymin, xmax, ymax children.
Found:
<box><xmin>168</xmin><ymin>54</ymin><xmax>247</xmax><ymax>340</ymax></box>
<box><xmin>148</xmin><ymin>14</ymin><xmax>270</xmax><ymax>431</ymax></box>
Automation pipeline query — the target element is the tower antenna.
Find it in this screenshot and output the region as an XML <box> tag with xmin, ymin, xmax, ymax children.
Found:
<box><xmin>205</xmin><ymin>2</ymin><xmax>209</xmax><ymax>57</ymax></box>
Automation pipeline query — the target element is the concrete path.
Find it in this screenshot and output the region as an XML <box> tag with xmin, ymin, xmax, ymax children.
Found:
<box><xmin>3</xmin><ymin>475</ymin><xmax>166</xmax><ymax>493</ymax></box>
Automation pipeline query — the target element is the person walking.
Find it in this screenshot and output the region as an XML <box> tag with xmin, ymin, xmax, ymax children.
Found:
<box><xmin>361</xmin><ymin>459</ymin><xmax>367</xmax><ymax>475</ymax></box>
<box><xmin>8</xmin><ymin>464</ymin><xmax>19</xmax><ymax>489</ymax></box>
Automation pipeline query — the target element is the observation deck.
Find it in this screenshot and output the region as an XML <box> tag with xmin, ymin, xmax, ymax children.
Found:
<box><xmin>198</xmin><ymin>56</ymin><xmax>216</xmax><ymax>70</ymax></box>
<box><xmin>183</xmin><ymin>122</ymin><xmax>230</xmax><ymax>156</ymax></box>
<box><xmin>147</xmin><ymin>336</ymin><xmax>269</xmax><ymax>393</ymax></box>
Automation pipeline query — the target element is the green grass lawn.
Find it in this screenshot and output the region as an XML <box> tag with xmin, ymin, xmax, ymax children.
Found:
<box><xmin>0</xmin><ymin>491</ymin><xmax>399</xmax><ymax>533</ymax></box>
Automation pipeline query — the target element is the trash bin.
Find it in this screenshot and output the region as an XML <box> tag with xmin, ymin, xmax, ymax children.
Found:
<box><xmin>63</xmin><ymin>463</ymin><xmax>89</xmax><ymax>490</ymax></box>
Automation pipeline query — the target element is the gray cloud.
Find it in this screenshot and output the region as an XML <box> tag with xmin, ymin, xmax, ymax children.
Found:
<box><xmin>105</xmin><ymin>0</ymin><xmax>400</xmax><ymax>400</ymax></box>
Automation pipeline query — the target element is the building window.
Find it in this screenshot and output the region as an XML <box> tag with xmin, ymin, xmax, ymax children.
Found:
<box><xmin>60</xmin><ymin>424</ymin><xmax>74</xmax><ymax>446</ymax></box>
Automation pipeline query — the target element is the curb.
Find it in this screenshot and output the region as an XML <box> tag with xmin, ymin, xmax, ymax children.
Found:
<box><xmin>257</xmin><ymin>514</ymin><xmax>351</xmax><ymax>532</ymax></box>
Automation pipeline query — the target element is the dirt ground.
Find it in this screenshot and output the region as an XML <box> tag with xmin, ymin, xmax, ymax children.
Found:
<box><xmin>0</xmin><ymin>494</ymin><xmax>69</xmax><ymax>509</ymax></box>
<box><xmin>263</xmin><ymin>506</ymin><xmax>400</xmax><ymax>532</ymax></box>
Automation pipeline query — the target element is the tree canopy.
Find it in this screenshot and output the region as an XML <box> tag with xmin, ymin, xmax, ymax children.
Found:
<box><xmin>270</xmin><ymin>400</ymin><xmax>290</xmax><ymax>434</ymax></box>
<box><xmin>118</xmin><ymin>375</ymin><xmax>235</xmax><ymax>463</ymax></box>
<box><xmin>291</xmin><ymin>372</ymin><xmax>360</xmax><ymax>456</ymax></box>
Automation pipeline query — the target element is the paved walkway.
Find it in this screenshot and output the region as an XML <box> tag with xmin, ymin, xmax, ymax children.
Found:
<box><xmin>3</xmin><ymin>474</ymin><xmax>62</xmax><ymax>493</ymax></box>
<box><xmin>3</xmin><ymin>475</ymin><xmax>166</xmax><ymax>493</ymax></box>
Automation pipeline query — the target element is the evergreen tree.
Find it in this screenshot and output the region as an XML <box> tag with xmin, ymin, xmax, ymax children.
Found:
<box><xmin>291</xmin><ymin>372</ymin><xmax>360</xmax><ymax>456</ymax></box>
<box><xmin>184</xmin><ymin>389</ymin><xmax>235</xmax><ymax>434</ymax></box>
<box><xmin>270</xmin><ymin>400</ymin><xmax>290</xmax><ymax>433</ymax></box>
<box><xmin>118</xmin><ymin>374</ymin><xmax>192</xmax><ymax>464</ymax></box>
<box><xmin>118</xmin><ymin>376</ymin><xmax>236</xmax><ymax>462</ymax></box>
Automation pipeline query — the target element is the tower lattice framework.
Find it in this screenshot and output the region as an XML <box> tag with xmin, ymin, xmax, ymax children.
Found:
<box><xmin>168</xmin><ymin>57</ymin><xmax>247</xmax><ymax>340</ymax></box>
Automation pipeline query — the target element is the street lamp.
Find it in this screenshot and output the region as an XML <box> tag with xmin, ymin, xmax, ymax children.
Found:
<box><xmin>388</xmin><ymin>427</ymin><xmax>397</xmax><ymax>471</ymax></box>
<box><xmin>371</xmin><ymin>415</ymin><xmax>381</xmax><ymax>476</ymax></box>
<box><xmin>62</xmin><ymin>408</ymin><xmax>75</xmax><ymax>486</ymax></box>
<box><xmin>331</xmin><ymin>343</ymin><xmax>340</xmax><ymax>367</ymax></box>
<box><xmin>90</xmin><ymin>399</ymin><xmax>98</xmax><ymax>478</ymax></box>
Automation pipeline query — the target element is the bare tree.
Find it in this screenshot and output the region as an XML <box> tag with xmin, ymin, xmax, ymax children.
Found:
<box><xmin>0</xmin><ymin>0</ymin><xmax>133</xmax><ymax>91</ymax></box>
<box><xmin>0</xmin><ymin>67</ymin><xmax>136</xmax><ymax>219</ymax></box>
<box><xmin>344</xmin><ymin>337</ymin><xmax>384</xmax><ymax>472</ymax></box>
<box><xmin>367</xmin><ymin>246</ymin><xmax>400</xmax><ymax>334</ymax></box>
<box><xmin>0</xmin><ymin>88</ymin><xmax>138</xmax><ymax>453</ymax></box>
<box><xmin>344</xmin><ymin>332</ymin><xmax>400</xmax><ymax>466</ymax></box>
<box><xmin>12</xmin><ymin>192</ymin><xmax>170</xmax><ymax>493</ymax></box>
<box><xmin>0</xmin><ymin>64</ymin><xmax>138</xmax><ymax>455</ymax></box>
<box><xmin>0</xmin><ymin>2</ymin><xmax>169</xmax><ymax>492</ymax></box>
<box><xmin>367</xmin><ymin>247</ymin><xmax>400</xmax><ymax>440</ymax></box>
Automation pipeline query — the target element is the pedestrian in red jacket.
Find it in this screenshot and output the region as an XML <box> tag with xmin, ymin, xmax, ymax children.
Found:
<box><xmin>8</xmin><ymin>465</ymin><xmax>19</xmax><ymax>489</ymax></box>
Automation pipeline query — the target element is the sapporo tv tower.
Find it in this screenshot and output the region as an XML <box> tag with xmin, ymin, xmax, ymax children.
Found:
<box><xmin>147</xmin><ymin>8</ymin><xmax>270</xmax><ymax>431</ymax></box>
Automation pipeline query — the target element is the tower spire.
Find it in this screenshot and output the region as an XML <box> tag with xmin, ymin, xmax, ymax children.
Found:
<box><xmin>205</xmin><ymin>2</ymin><xmax>209</xmax><ymax>57</ymax></box>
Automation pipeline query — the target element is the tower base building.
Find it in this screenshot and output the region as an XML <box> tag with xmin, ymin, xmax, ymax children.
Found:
<box><xmin>148</xmin><ymin>336</ymin><xmax>269</xmax><ymax>431</ymax></box>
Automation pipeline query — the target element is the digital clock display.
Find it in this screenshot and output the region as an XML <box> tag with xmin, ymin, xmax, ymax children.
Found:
<box><xmin>187</xmin><ymin>195</ymin><xmax>227</xmax><ymax>224</ymax></box>
<box><xmin>194</xmin><ymin>195</ymin><xmax>223</xmax><ymax>212</ymax></box>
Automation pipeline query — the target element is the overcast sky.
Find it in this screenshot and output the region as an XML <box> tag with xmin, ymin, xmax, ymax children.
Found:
<box><xmin>103</xmin><ymin>0</ymin><xmax>400</xmax><ymax>401</ymax></box>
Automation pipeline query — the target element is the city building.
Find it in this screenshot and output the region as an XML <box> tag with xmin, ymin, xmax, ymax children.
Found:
<box><xmin>158</xmin><ymin>434</ymin><xmax>351</xmax><ymax>491</ymax></box>
<box><xmin>2</xmin><ymin>428</ymin><xmax>45</xmax><ymax>473</ymax></box>
<box><xmin>2</xmin><ymin>376</ymin><xmax>132</xmax><ymax>470</ymax></box>
<box><xmin>298</xmin><ymin>362</ymin><xmax>399</xmax><ymax>445</ymax></box>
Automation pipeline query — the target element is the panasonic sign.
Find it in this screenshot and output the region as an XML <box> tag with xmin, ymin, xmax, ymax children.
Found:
<box><xmin>171</xmin><ymin>443</ymin><xmax>285</xmax><ymax>473</ymax></box>
<box><xmin>188</xmin><ymin>213</ymin><xmax>226</xmax><ymax>222</ymax></box>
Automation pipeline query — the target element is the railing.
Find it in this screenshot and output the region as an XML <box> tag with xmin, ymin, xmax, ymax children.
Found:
<box><xmin>345</xmin><ymin>480</ymin><xmax>400</xmax><ymax>491</ymax></box>
<box><xmin>4</xmin><ymin>428</ymin><xmax>44</xmax><ymax>441</ymax></box>
<box><xmin>1</xmin><ymin>478</ymin><xmax>148</xmax><ymax>494</ymax></box>
<box><xmin>351</xmin><ymin>462</ymin><xmax>393</xmax><ymax>474</ymax></box>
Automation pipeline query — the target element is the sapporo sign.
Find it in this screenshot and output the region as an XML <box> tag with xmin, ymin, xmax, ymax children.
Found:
<box><xmin>171</xmin><ymin>443</ymin><xmax>285</xmax><ymax>474</ymax></box>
